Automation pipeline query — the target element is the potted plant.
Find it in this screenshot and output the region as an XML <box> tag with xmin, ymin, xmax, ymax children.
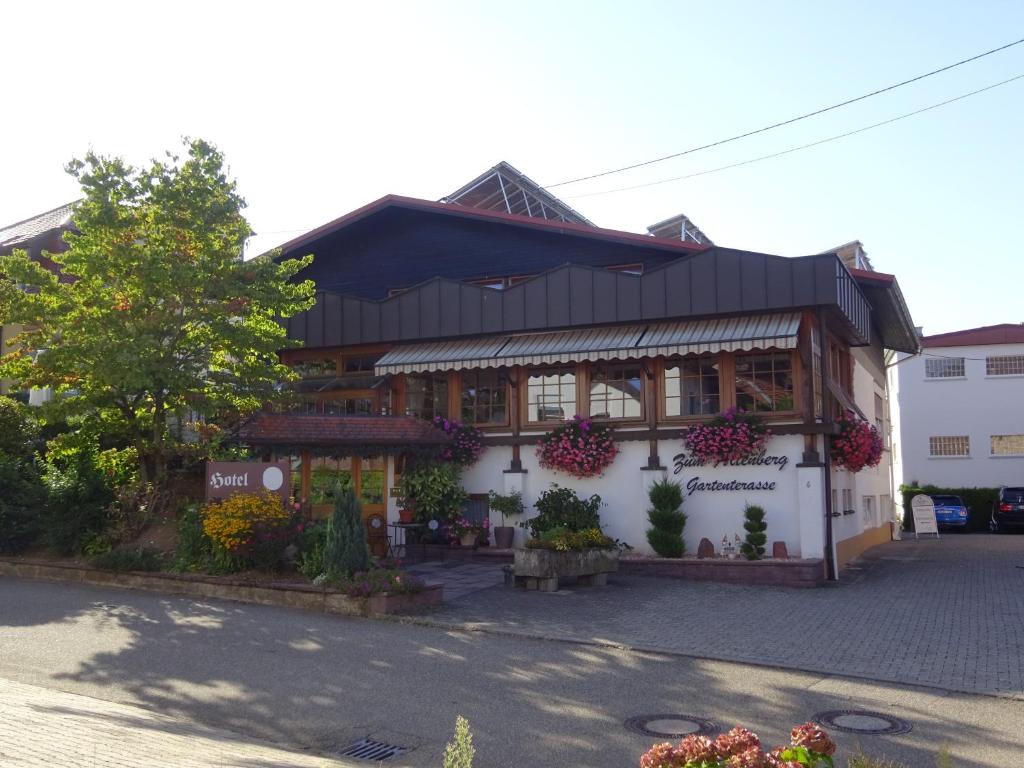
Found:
<box><xmin>451</xmin><ymin>516</ymin><xmax>489</xmax><ymax>547</ymax></box>
<box><xmin>682</xmin><ymin>407</ymin><xmax>769</xmax><ymax>465</ymax></box>
<box><xmin>487</xmin><ymin>489</ymin><xmax>524</xmax><ymax>549</ymax></box>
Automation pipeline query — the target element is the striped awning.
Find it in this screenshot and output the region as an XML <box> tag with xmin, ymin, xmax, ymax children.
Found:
<box><xmin>375</xmin><ymin>336</ymin><xmax>510</xmax><ymax>375</ymax></box>
<box><xmin>637</xmin><ymin>313</ymin><xmax>801</xmax><ymax>357</ymax></box>
<box><xmin>374</xmin><ymin>313</ymin><xmax>801</xmax><ymax>375</ymax></box>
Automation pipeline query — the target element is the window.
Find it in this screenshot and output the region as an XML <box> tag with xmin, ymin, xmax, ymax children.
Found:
<box><xmin>831</xmin><ymin>489</ymin><xmax>838</xmax><ymax>514</ymax></box>
<box><xmin>359</xmin><ymin>456</ymin><xmax>386</xmax><ymax>506</ymax></box>
<box><xmin>929</xmin><ymin>436</ymin><xmax>970</xmax><ymax>457</ymax></box>
<box><xmin>664</xmin><ymin>357</ymin><xmax>720</xmax><ymax>417</ymax></box>
<box><xmin>323</xmin><ymin>397</ymin><xmax>374</xmax><ymax>416</ymax></box>
<box><xmin>734</xmin><ymin>352</ymin><xmax>794</xmax><ymax>412</ymax></box>
<box><xmin>991</xmin><ymin>435</ymin><xmax>1024</xmax><ymax>456</ymax></box>
<box><xmin>405</xmin><ymin>373</ymin><xmax>449</xmax><ymax>420</ymax></box>
<box><xmin>291</xmin><ymin>357</ymin><xmax>337</xmax><ymax>378</ymax></box>
<box><xmin>590</xmin><ymin>363</ymin><xmax>642</xmax><ymax>419</ymax></box>
<box><xmin>925</xmin><ymin>357</ymin><xmax>964</xmax><ymax>378</ymax></box>
<box><xmin>461</xmin><ymin>370</ymin><xmax>508</xmax><ymax>425</ymax></box>
<box><xmin>880</xmin><ymin>494</ymin><xmax>892</xmax><ymax>525</ymax></box>
<box><xmin>812</xmin><ymin>327</ymin><xmax>823</xmax><ymax>419</ymax></box>
<box><xmin>862</xmin><ymin>495</ymin><xmax>876</xmax><ymax>527</ymax></box>
<box><xmin>286</xmin><ymin>455</ymin><xmax>303</xmax><ymax>501</ymax></box>
<box><xmin>342</xmin><ymin>354</ymin><xmax>381</xmax><ymax>375</ymax></box>
<box><xmin>986</xmin><ymin>355</ymin><xmax>1024</xmax><ymax>376</ymax></box>
<box><xmin>526</xmin><ymin>368</ymin><xmax>576</xmax><ymax>423</ymax></box>
<box><xmin>309</xmin><ymin>457</ymin><xmax>354</xmax><ymax>505</ymax></box>
<box><xmin>842</xmin><ymin>489</ymin><xmax>853</xmax><ymax>513</ymax></box>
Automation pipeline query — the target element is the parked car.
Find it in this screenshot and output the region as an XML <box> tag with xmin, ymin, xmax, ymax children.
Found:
<box><xmin>930</xmin><ymin>494</ymin><xmax>970</xmax><ymax>529</ymax></box>
<box><xmin>990</xmin><ymin>486</ymin><xmax>1024</xmax><ymax>533</ymax></box>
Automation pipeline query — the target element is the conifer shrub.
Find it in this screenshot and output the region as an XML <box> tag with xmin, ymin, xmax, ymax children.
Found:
<box><xmin>646</xmin><ymin>479</ymin><xmax>686</xmax><ymax>558</ymax></box>
<box><xmin>323</xmin><ymin>484</ymin><xmax>370</xmax><ymax>581</ymax></box>
<box><xmin>741</xmin><ymin>504</ymin><xmax>767</xmax><ymax>560</ymax></box>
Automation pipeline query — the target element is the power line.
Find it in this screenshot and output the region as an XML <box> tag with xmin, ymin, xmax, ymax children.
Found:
<box><xmin>545</xmin><ymin>37</ymin><xmax>1024</xmax><ymax>189</ymax></box>
<box><xmin>565</xmin><ymin>72</ymin><xmax>1024</xmax><ymax>200</ymax></box>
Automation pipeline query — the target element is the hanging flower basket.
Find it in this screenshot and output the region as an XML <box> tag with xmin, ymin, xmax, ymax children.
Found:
<box><xmin>537</xmin><ymin>415</ymin><xmax>618</xmax><ymax>478</ymax></box>
<box><xmin>831</xmin><ymin>410</ymin><xmax>883</xmax><ymax>472</ymax></box>
<box><xmin>432</xmin><ymin>416</ymin><xmax>484</xmax><ymax>466</ymax></box>
<box><xmin>682</xmin><ymin>407</ymin><xmax>770</xmax><ymax>465</ymax></box>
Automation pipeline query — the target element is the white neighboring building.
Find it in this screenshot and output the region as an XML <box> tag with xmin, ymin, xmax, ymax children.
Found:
<box><xmin>894</xmin><ymin>324</ymin><xmax>1024</xmax><ymax>488</ymax></box>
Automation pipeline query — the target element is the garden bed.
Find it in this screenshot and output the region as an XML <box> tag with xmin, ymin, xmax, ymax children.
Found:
<box><xmin>0</xmin><ymin>557</ymin><xmax>443</xmax><ymax>616</ymax></box>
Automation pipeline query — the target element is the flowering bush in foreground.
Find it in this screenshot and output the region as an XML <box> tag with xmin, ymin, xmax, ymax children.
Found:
<box><xmin>333</xmin><ymin>567</ymin><xmax>425</xmax><ymax>597</ymax></box>
<box><xmin>640</xmin><ymin>723</ymin><xmax>835</xmax><ymax>768</ymax></box>
<box><xmin>201</xmin><ymin>491</ymin><xmax>298</xmax><ymax>566</ymax></box>
<box><xmin>831</xmin><ymin>411</ymin><xmax>883</xmax><ymax>473</ymax></box>
<box><xmin>525</xmin><ymin>526</ymin><xmax>617</xmax><ymax>552</ymax></box>
<box><xmin>683</xmin><ymin>408</ymin><xmax>770</xmax><ymax>466</ymax></box>
<box><xmin>537</xmin><ymin>415</ymin><xmax>617</xmax><ymax>478</ymax></box>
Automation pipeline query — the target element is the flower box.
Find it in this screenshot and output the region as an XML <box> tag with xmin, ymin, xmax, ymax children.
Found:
<box><xmin>513</xmin><ymin>547</ymin><xmax>619</xmax><ymax>592</ymax></box>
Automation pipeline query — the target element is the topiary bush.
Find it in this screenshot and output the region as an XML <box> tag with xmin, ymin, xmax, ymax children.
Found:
<box><xmin>323</xmin><ymin>484</ymin><xmax>370</xmax><ymax>582</ymax></box>
<box><xmin>646</xmin><ymin>479</ymin><xmax>686</xmax><ymax>558</ymax></box>
<box><xmin>740</xmin><ymin>504</ymin><xmax>767</xmax><ymax>560</ymax></box>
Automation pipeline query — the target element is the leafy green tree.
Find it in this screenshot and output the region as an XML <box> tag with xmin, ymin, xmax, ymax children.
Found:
<box><xmin>0</xmin><ymin>139</ymin><xmax>315</xmax><ymax>483</ymax></box>
<box><xmin>646</xmin><ymin>478</ymin><xmax>686</xmax><ymax>558</ymax></box>
<box><xmin>323</xmin><ymin>485</ymin><xmax>370</xmax><ymax>581</ymax></box>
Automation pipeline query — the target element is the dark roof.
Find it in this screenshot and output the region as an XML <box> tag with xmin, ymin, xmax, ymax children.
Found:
<box><xmin>239</xmin><ymin>413</ymin><xmax>449</xmax><ymax>446</ymax></box>
<box><xmin>0</xmin><ymin>201</ymin><xmax>77</xmax><ymax>248</ymax></box>
<box><xmin>286</xmin><ymin>253</ymin><xmax>874</xmax><ymax>350</ymax></box>
<box><xmin>921</xmin><ymin>324</ymin><xmax>1024</xmax><ymax>348</ymax></box>
<box><xmin>274</xmin><ymin>194</ymin><xmax>708</xmax><ymax>260</ymax></box>
<box><xmin>847</xmin><ymin>268</ymin><xmax>919</xmax><ymax>354</ymax></box>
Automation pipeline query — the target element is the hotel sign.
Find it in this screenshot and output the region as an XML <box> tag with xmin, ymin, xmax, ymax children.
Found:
<box><xmin>672</xmin><ymin>451</ymin><xmax>789</xmax><ymax>496</ymax></box>
<box><xmin>205</xmin><ymin>461</ymin><xmax>291</xmax><ymax>503</ymax></box>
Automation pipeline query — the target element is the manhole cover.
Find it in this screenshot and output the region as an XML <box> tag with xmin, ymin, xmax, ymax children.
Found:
<box><xmin>338</xmin><ymin>738</ymin><xmax>409</xmax><ymax>762</ymax></box>
<box><xmin>814</xmin><ymin>710</ymin><xmax>912</xmax><ymax>735</ymax></box>
<box><xmin>624</xmin><ymin>714</ymin><xmax>717</xmax><ymax>738</ymax></box>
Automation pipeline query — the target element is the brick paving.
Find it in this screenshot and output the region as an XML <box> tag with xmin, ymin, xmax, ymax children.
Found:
<box><xmin>404</xmin><ymin>560</ymin><xmax>506</xmax><ymax>601</ymax></box>
<box><xmin>424</xmin><ymin>535</ymin><xmax>1024</xmax><ymax>698</ymax></box>
<box><xmin>0</xmin><ymin>677</ymin><xmax>356</xmax><ymax>768</ymax></box>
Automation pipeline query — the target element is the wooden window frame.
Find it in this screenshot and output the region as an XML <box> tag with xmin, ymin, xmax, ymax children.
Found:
<box><xmin>732</xmin><ymin>349</ymin><xmax>802</xmax><ymax>418</ymax></box>
<box><xmin>521</xmin><ymin>364</ymin><xmax>580</xmax><ymax>427</ymax></box>
<box><xmin>459</xmin><ymin>368</ymin><xmax>512</xmax><ymax>429</ymax></box>
<box><xmin>658</xmin><ymin>354</ymin><xmax>725</xmax><ymax>423</ymax></box>
<box><xmin>402</xmin><ymin>371</ymin><xmax>451</xmax><ymax>421</ymax></box>
<box><xmin>587</xmin><ymin>360</ymin><xmax>646</xmax><ymax>423</ymax></box>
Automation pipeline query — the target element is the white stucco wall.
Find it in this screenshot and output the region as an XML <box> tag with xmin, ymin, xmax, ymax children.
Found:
<box><xmin>896</xmin><ymin>342</ymin><xmax>1024</xmax><ymax>488</ymax></box>
<box><xmin>460</xmin><ymin>433</ymin><xmax>822</xmax><ymax>558</ymax></box>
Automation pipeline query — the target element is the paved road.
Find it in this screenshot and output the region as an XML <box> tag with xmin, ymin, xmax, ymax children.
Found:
<box><xmin>2</xmin><ymin>572</ymin><xmax>1023</xmax><ymax>767</ymax></box>
<box><xmin>426</xmin><ymin>535</ymin><xmax>1024</xmax><ymax>698</ymax></box>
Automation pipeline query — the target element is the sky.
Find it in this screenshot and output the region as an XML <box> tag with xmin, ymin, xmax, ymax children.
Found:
<box><xmin>2</xmin><ymin>1</ymin><xmax>1023</xmax><ymax>336</ymax></box>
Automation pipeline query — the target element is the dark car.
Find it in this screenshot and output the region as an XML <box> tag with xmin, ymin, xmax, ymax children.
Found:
<box><xmin>930</xmin><ymin>494</ymin><xmax>970</xmax><ymax>529</ymax></box>
<box><xmin>990</xmin><ymin>486</ymin><xmax>1024</xmax><ymax>533</ymax></box>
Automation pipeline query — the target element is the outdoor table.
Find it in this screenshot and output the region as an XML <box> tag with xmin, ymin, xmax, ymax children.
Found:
<box><xmin>387</xmin><ymin>522</ymin><xmax>423</xmax><ymax>560</ymax></box>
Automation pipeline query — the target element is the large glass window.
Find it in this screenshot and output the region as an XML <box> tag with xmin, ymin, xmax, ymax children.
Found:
<box><xmin>405</xmin><ymin>373</ymin><xmax>449</xmax><ymax>420</ymax></box>
<box><xmin>461</xmin><ymin>370</ymin><xmax>508</xmax><ymax>425</ymax></box>
<box><xmin>991</xmin><ymin>435</ymin><xmax>1024</xmax><ymax>456</ymax></box>
<box><xmin>925</xmin><ymin>357</ymin><xmax>965</xmax><ymax>378</ymax></box>
<box><xmin>929</xmin><ymin>436</ymin><xmax>970</xmax><ymax>457</ymax></box>
<box><xmin>590</xmin><ymin>363</ymin><xmax>642</xmax><ymax>419</ymax></box>
<box><xmin>323</xmin><ymin>397</ymin><xmax>374</xmax><ymax>416</ymax></box>
<box><xmin>664</xmin><ymin>357</ymin><xmax>719</xmax><ymax>417</ymax></box>
<box><xmin>526</xmin><ymin>368</ymin><xmax>576</xmax><ymax>423</ymax></box>
<box><xmin>359</xmin><ymin>456</ymin><xmax>386</xmax><ymax>505</ymax></box>
<box><xmin>734</xmin><ymin>352</ymin><xmax>794</xmax><ymax>412</ymax></box>
<box><xmin>291</xmin><ymin>357</ymin><xmax>337</xmax><ymax>378</ymax></box>
<box><xmin>309</xmin><ymin>457</ymin><xmax>354</xmax><ymax>505</ymax></box>
<box><xmin>342</xmin><ymin>354</ymin><xmax>381</xmax><ymax>376</ymax></box>
<box><xmin>986</xmin><ymin>355</ymin><xmax>1024</xmax><ymax>376</ymax></box>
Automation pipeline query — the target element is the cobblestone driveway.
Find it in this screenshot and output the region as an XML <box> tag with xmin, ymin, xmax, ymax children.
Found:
<box><xmin>0</xmin><ymin>677</ymin><xmax>357</xmax><ymax>767</ymax></box>
<box><xmin>426</xmin><ymin>535</ymin><xmax>1024</xmax><ymax>698</ymax></box>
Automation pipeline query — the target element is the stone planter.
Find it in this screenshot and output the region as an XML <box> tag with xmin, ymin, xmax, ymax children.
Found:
<box><xmin>513</xmin><ymin>547</ymin><xmax>619</xmax><ymax>592</ymax></box>
<box><xmin>493</xmin><ymin>526</ymin><xmax>515</xmax><ymax>549</ymax></box>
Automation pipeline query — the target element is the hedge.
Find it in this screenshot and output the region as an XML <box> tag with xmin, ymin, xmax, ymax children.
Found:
<box><xmin>899</xmin><ymin>484</ymin><xmax>998</xmax><ymax>532</ymax></box>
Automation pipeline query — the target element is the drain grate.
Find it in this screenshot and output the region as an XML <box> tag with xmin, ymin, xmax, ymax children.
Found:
<box><xmin>814</xmin><ymin>709</ymin><xmax>912</xmax><ymax>735</ymax></box>
<box><xmin>338</xmin><ymin>738</ymin><xmax>409</xmax><ymax>762</ymax></box>
<box><xmin>624</xmin><ymin>714</ymin><xmax>717</xmax><ymax>739</ymax></box>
